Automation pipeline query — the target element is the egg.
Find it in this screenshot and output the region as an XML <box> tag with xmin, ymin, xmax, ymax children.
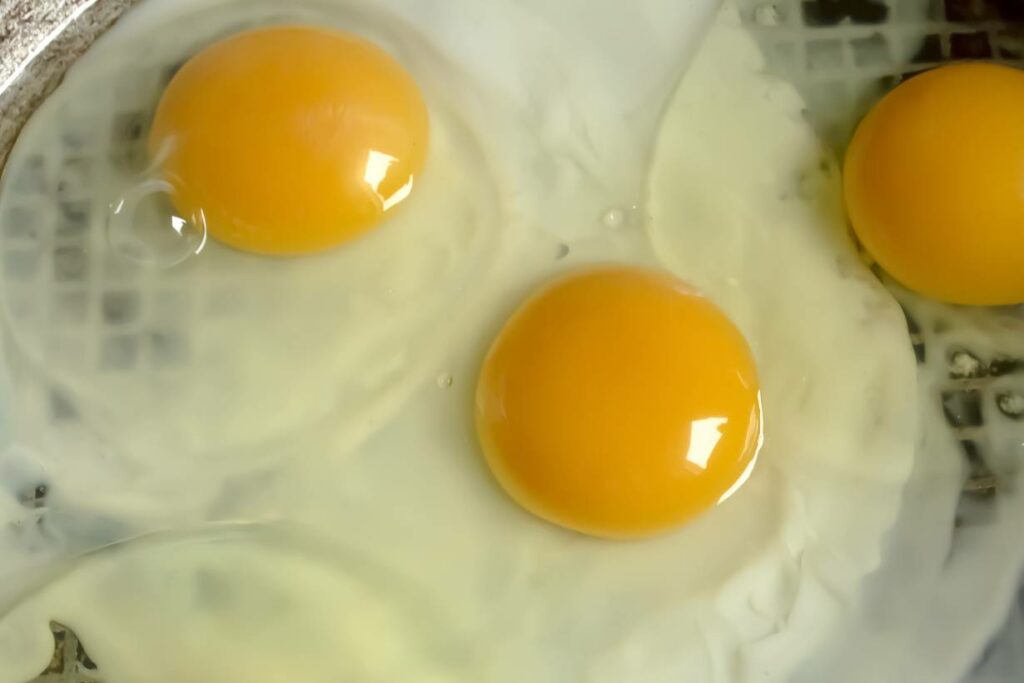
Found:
<box><xmin>844</xmin><ymin>63</ymin><xmax>1024</xmax><ymax>306</ymax></box>
<box><xmin>476</xmin><ymin>266</ymin><xmax>761</xmax><ymax>539</ymax></box>
<box><xmin>0</xmin><ymin>3</ymin><xmax>924</xmax><ymax>683</ymax></box>
<box><xmin>0</xmin><ymin>1</ymin><xmax>503</xmax><ymax>465</ymax></box>
<box><xmin>150</xmin><ymin>25</ymin><xmax>429</xmax><ymax>255</ymax></box>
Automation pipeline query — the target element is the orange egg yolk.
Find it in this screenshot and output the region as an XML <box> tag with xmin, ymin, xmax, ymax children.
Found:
<box><xmin>475</xmin><ymin>267</ymin><xmax>762</xmax><ymax>539</ymax></box>
<box><xmin>148</xmin><ymin>26</ymin><xmax>429</xmax><ymax>256</ymax></box>
<box><xmin>844</xmin><ymin>63</ymin><xmax>1024</xmax><ymax>305</ymax></box>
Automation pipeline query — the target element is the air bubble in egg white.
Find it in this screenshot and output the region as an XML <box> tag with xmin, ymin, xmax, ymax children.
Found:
<box><xmin>949</xmin><ymin>349</ymin><xmax>985</xmax><ymax>380</ymax></box>
<box><xmin>997</xmin><ymin>391</ymin><xmax>1024</xmax><ymax>420</ymax></box>
<box><xmin>601</xmin><ymin>207</ymin><xmax>628</xmax><ymax>229</ymax></box>
<box><xmin>106</xmin><ymin>178</ymin><xmax>207</xmax><ymax>268</ymax></box>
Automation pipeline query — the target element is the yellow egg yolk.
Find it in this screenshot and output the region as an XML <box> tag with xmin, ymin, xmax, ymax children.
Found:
<box><xmin>475</xmin><ymin>267</ymin><xmax>762</xmax><ymax>539</ymax></box>
<box><xmin>148</xmin><ymin>26</ymin><xmax>429</xmax><ymax>256</ymax></box>
<box><xmin>844</xmin><ymin>63</ymin><xmax>1024</xmax><ymax>305</ymax></box>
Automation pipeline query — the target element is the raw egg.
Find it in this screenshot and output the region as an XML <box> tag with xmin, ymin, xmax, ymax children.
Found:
<box><xmin>844</xmin><ymin>63</ymin><xmax>1024</xmax><ymax>305</ymax></box>
<box><xmin>149</xmin><ymin>25</ymin><xmax>429</xmax><ymax>256</ymax></box>
<box><xmin>475</xmin><ymin>267</ymin><xmax>762</xmax><ymax>539</ymax></box>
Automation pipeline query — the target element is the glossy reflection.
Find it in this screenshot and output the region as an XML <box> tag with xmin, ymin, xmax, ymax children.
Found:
<box><xmin>148</xmin><ymin>25</ymin><xmax>429</xmax><ymax>256</ymax></box>
<box><xmin>475</xmin><ymin>266</ymin><xmax>762</xmax><ymax>540</ymax></box>
<box><xmin>106</xmin><ymin>178</ymin><xmax>208</xmax><ymax>268</ymax></box>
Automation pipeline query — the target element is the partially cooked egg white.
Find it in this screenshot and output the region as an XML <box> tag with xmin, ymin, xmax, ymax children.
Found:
<box><xmin>0</xmin><ymin>3</ymin><xmax>922</xmax><ymax>683</ymax></box>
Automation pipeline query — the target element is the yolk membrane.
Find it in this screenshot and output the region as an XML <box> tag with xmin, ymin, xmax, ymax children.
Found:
<box><xmin>149</xmin><ymin>25</ymin><xmax>429</xmax><ymax>256</ymax></box>
<box><xmin>475</xmin><ymin>267</ymin><xmax>762</xmax><ymax>539</ymax></box>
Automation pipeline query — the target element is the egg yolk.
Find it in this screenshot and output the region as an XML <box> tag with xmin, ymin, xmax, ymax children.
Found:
<box><xmin>475</xmin><ymin>267</ymin><xmax>762</xmax><ymax>539</ymax></box>
<box><xmin>148</xmin><ymin>26</ymin><xmax>429</xmax><ymax>256</ymax></box>
<box><xmin>844</xmin><ymin>63</ymin><xmax>1024</xmax><ymax>305</ymax></box>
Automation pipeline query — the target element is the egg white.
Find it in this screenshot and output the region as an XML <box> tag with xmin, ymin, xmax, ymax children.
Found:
<box><xmin>0</xmin><ymin>3</ymin><xmax>930</xmax><ymax>683</ymax></box>
<box><xmin>804</xmin><ymin>282</ymin><xmax>1024</xmax><ymax>683</ymax></box>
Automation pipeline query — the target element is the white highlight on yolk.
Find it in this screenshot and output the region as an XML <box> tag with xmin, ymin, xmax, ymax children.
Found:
<box><xmin>686</xmin><ymin>417</ymin><xmax>728</xmax><ymax>470</ymax></box>
<box><xmin>363</xmin><ymin>150</ymin><xmax>417</xmax><ymax>212</ymax></box>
